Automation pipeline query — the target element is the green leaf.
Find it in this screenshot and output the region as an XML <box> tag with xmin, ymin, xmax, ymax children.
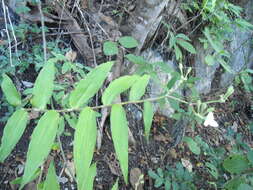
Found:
<box><xmin>238</xmin><ymin>184</ymin><xmax>253</xmax><ymax>190</ymax></box>
<box><xmin>183</xmin><ymin>137</ymin><xmax>200</xmax><ymax>155</ymax></box>
<box><xmin>174</xmin><ymin>44</ymin><xmax>182</xmax><ymax>61</ymax></box>
<box><xmin>176</xmin><ymin>39</ymin><xmax>196</xmax><ymax>54</ymax></box>
<box><xmin>236</xmin><ymin>18</ymin><xmax>253</xmax><ymax>30</ymax></box>
<box><xmin>43</xmin><ymin>161</ymin><xmax>60</xmax><ymax>190</ymax></box>
<box><xmin>110</xmin><ymin>104</ymin><xmax>128</xmax><ymax>184</ymax></box>
<box><xmin>218</xmin><ymin>58</ymin><xmax>233</xmax><ymax>73</ymax></box>
<box><xmin>1</xmin><ymin>74</ymin><xmax>21</xmax><ymax>106</ymax></box>
<box><xmin>74</xmin><ymin>107</ymin><xmax>97</xmax><ymax>190</ymax></box>
<box><xmin>148</xmin><ymin>170</ymin><xmax>159</xmax><ymax>179</ymax></box>
<box><xmin>20</xmin><ymin>110</ymin><xmax>59</xmax><ymax>189</ymax></box>
<box><xmin>167</xmin><ymin>72</ymin><xmax>180</xmax><ymax>90</ymax></box>
<box><xmin>111</xmin><ymin>179</ymin><xmax>119</xmax><ymax>190</ymax></box>
<box><xmin>224</xmin><ymin>86</ymin><xmax>234</xmax><ymax>100</ymax></box>
<box><xmin>85</xmin><ymin>163</ymin><xmax>97</xmax><ymax>190</ymax></box>
<box><xmin>103</xmin><ymin>41</ymin><xmax>119</xmax><ymax>56</ymax></box>
<box><xmin>224</xmin><ymin>177</ymin><xmax>245</xmax><ymax>190</ymax></box>
<box><xmin>129</xmin><ymin>75</ymin><xmax>150</xmax><ymax>101</ymax></box>
<box><xmin>118</xmin><ymin>36</ymin><xmax>138</xmax><ymax>48</ymax></box>
<box><xmin>102</xmin><ymin>75</ymin><xmax>139</xmax><ymax>105</ymax></box>
<box><xmin>30</xmin><ymin>58</ymin><xmax>56</xmax><ymax>109</ymax></box>
<box><xmin>247</xmin><ymin>150</ymin><xmax>253</xmax><ymax>165</ymax></box>
<box><xmin>0</xmin><ymin>109</ymin><xmax>28</xmax><ymax>162</ymax></box>
<box><xmin>64</xmin><ymin>113</ymin><xmax>77</xmax><ymax>129</ymax></box>
<box><xmin>203</xmin><ymin>27</ymin><xmax>222</xmax><ymax>53</ymax></box>
<box><xmin>125</xmin><ymin>54</ymin><xmax>147</xmax><ymax>65</ymax></box>
<box><xmin>223</xmin><ymin>154</ymin><xmax>249</xmax><ymax>174</ymax></box>
<box><xmin>143</xmin><ymin>101</ymin><xmax>154</xmax><ymax>140</ymax></box>
<box><xmin>204</xmin><ymin>55</ymin><xmax>215</xmax><ymax>66</ymax></box>
<box><xmin>176</xmin><ymin>33</ymin><xmax>191</xmax><ymax>41</ymax></box>
<box><xmin>205</xmin><ymin>162</ymin><xmax>218</xmax><ymax>179</ymax></box>
<box><xmin>69</xmin><ymin>61</ymin><xmax>114</xmax><ymax>108</ymax></box>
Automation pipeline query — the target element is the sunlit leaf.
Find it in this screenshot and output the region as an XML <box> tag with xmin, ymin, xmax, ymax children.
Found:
<box><xmin>31</xmin><ymin>58</ymin><xmax>56</xmax><ymax>109</ymax></box>
<box><xmin>129</xmin><ymin>75</ymin><xmax>150</xmax><ymax>101</ymax></box>
<box><xmin>21</xmin><ymin>110</ymin><xmax>59</xmax><ymax>189</ymax></box>
<box><xmin>111</xmin><ymin>104</ymin><xmax>128</xmax><ymax>183</ymax></box>
<box><xmin>74</xmin><ymin>107</ymin><xmax>97</xmax><ymax>190</ymax></box>
<box><xmin>85</xmin><ymin>163</ymin><xmax>97</xmax><ymax>190</ymax></box>
<box><xmin>69</xmin><ymin>62</ymin><xmax>114</xmax><ymax>108</ymax></box>
<box><xmin>143</xmin><ymin>101</ymin><xmax>154</xmax><ymax>140</ymax></box>
<box><xmin>0</xmin><ymin>109</ymin><xmax>28</xmax><ymax>162</ymax></box>
<box><xmin>118</xmin><ymin>36</ymin><xmax>138</xmax><ymax>48</ymax></box>
<box><xmin>102</xmin><ymin>75</ymin><xmax>139</xmax><ymax>105</ymax></box>
<box><xmin>1</xmin><ymin>74</ymin><xmax>21</xmax><ymax>106</ymax></box>
<box><xmin>43</xmin><ymin>161</ymin><xmax>60</xmax><ymax>190</ymax></box>
<box><xmin>103</xmin><ymin>41</ymin><xmax>118</xmax><ymax>56</ymax></box>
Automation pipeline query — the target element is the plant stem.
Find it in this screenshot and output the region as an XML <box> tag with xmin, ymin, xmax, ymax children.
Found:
<box><xmin>25</xmin><ymin>93</ymin><xmax>190</xmax><ymax>113</ymax></box>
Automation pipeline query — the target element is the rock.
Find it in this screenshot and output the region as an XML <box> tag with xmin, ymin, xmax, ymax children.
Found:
<box><xmin>194</xmin><ymin>42</ymin><xmax>220</xmax><ymax>94</ymax></box>
<box><xmin>121</xmin><ymin>0</ymin><xmax>169</xmax><ymax>52</ymax></box>
<box><xmin>142</xmin><ymin>49</ymin><xmax>180</xmax><ymax>116</ymax></box>
<box><xmin>220</xmin><ymin>0</ymin><xmax>253</xmax><ymax>87</ymax></box>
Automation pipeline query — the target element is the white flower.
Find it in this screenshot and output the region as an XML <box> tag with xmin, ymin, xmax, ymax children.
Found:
<box><xmin>204</xmin><ymin>112</ymin><xmax>219</xmax><ymax>128</ymax></box>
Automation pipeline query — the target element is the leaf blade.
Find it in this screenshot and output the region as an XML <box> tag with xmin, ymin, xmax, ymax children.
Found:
<box><xmin>118</xmin><ymin>36</ymin><xmax>138</xmax><ymax>48</ymax></box>
<box><xmin>103</xmin><ymin>41</ymin><xmax>118</xmax><ymax>56</ymax></box>
<box><xmin>111</xmin><ymin>104</ymin><xmax>128</xmax><ymax>183</ymax></box>
<box><xmin>69</xmin><ymin>62</ymin><xmax>114</xmax><ymax>108</ymax></box>
<box><xmin>43</xmin><ymin>161</ymin><xmax>60</xmax><ymax>190</ymax></box>
<box><xmin>102</xmin><ymin>75</ymin><xmax>139</xmax><ymax>105</ymax></box>
<box><xmin>176</xmin><ymin>39</ymin><xmax>196</xmax><ymax>54</ymax></box>
<box><xmin>74</xmin><ymin>107</ymin><xmax>97</xmax><ymax>190</ymax></box>
<box><xmin>183</xmin><ymin>137</ymin><xmax>200</xmax><ymax>155</ymax></box>
<box><xmin>1</xmin><ymin>74</ymin><xmax>21</xmax><ymax>106</ymax></box>
<box><xmin>20</xmin><ymin>110</ymin><xmax>59</xmax><ymax>189</ymax></box>
<box><xmin>143</xmin><ymin>101</ymin><xmax>154</xmax><ymax>140</ymax></box>
<box><xmin>30</xmin><ymin>59</ymin><xmax>56</xmax><ymax>109</ymax></box>
<box><xmin>0</xmin><ymin>109</ymin><xmax>28</xmax><ymax>162</ymax></box>
<box><xmin>129</xmin><ymin>75</ymin><xmax>150</xmax><ymax>101</ymax></box>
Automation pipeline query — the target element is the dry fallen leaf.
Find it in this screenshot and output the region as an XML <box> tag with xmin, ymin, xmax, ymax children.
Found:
<box><xmin>181</xmin><ymin>158</ymin><xmax>193</xmax><ymax>172</ymax></box>
<box><xmin>130</xmin><ymin>168</ymin><xmax>144</xmax><ymax>190</ymax></box>
<box><xmin>65</xmin><ymin>50</ymin><xmax>77</xmax><ymax>62</ymax></box>
<box><xmin>29</xmin><ymin>110</ymin><xmax>39</xmax><ymax>120</ymax></box>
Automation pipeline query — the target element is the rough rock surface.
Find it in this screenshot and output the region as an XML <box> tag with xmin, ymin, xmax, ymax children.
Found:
<box><xmin>142</xmin><ymin>49</ymin><xmax>180</xmax><ymax>116</ymax></box>
<box><xmin>220</xmin><ymin>0</ymin><xmax>253</xmax><ymax>88</ymax></box>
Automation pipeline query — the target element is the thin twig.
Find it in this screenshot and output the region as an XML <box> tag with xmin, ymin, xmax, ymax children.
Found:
<box><xmin>77</xmin><ymin>6</ymin><xmax>97</xmax><ymax>66</ymax></box>
<box><xmin>57</xmin><ymin>135</ymin><xmax>76</xmax><ymax>181</ymax></box>
<box><xmin>38</xmin><ymin>1</ymin><xmax>47</xmax><ymax>63</ymax></box>
<box><xmin>2</xmin><ymin>0</ymin><xmax>13</xmax><ymax>67</ymax></box>
<box><xmin>6</xmin><ymin>6</ymin><xmax>19</xmax><ymax>60</ymax></box>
